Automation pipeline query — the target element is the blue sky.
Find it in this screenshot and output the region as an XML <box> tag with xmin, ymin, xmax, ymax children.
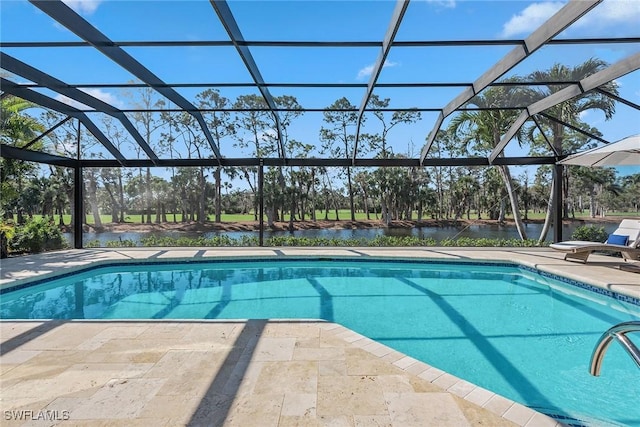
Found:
<box><xmin>1</xmin><ymin>0</ymin><xmax>639</xmax><ymax>176</ymax></box>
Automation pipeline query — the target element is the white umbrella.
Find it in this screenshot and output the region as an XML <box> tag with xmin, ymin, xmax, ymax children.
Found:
<box><xmin>558</xmin><ymin>134</ymin><xmax>640</xmax><ymax>166</ymax></box>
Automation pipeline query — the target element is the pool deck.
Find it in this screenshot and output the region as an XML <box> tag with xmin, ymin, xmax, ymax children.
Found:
<box><xmin>1</xmin><ymin>247</ymin><xmax>639</xmax><ymax>426</ymax></box>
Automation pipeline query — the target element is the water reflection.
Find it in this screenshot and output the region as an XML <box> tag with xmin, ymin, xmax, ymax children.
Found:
<box><xmin>73</xmin><ymin>222</ymin><xmax>619</xmax><ymax>247</ymax></box>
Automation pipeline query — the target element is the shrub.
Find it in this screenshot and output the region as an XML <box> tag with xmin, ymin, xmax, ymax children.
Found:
<box><xmin>10</xmin><ymin>217</ymin><xmax>68</xmax><ymax>253</ymax></box>
<box><xmin>105</xmin><ymin>239</ymin><xmax>137</xmax><ymax>248</ymax></box>
<box><xmin>571</xmin><ymin>225</ymin><xmax>608</xmax><ymax>243</ymax></box>
<box><xmin>0</xmin><ymin>219</ymin><xmax>16</xmax><ymax>258</ymax></box>
<box><xmin>85</xmin><ymin>239</ymin><xmax>101</xmax><ymax>248</ymax></box>
<box><xmin>440</xmin><ymin>237</ymin><xmax>541</xmax><ymax>247</ymax></box>
<box><xmin>89</xmin><ymin>234</ymin><xmax>546</xmax><ymax>249</ymax></box>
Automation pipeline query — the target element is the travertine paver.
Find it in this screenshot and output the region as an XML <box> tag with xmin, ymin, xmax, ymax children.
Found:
<box><xmin>254</xmin><ymin>360</ymin><xmax>318</xmax><ymax>394</ymax></box>
<box><xmin>281</xmin><ymin>392</ymin><xmax>316</xmax><ymax>417</ymax></box>
<box><xmin>0</xmin><ymin>320</ymin><xmax>534</xmax><ymax>426</ymax></box>
<box><xmin>316</xmin><ymin>374</ymin><xmax>389</xmax><ymax>416</ymax></box>
<box><xmin>385</xmin><ymin>392</ymin><xmax>471</xmax><ymax>427</ymax></box>
<box><xmin>252</xmin><ymin>337</ymin><xmax>296</xmax><ymax>361</ymax></box>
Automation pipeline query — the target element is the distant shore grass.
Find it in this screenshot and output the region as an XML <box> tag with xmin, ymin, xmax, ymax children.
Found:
<box><xmin>14</xmin><ymin>210</ymin><xmax>639</xmax><ymax>226</ymax></box>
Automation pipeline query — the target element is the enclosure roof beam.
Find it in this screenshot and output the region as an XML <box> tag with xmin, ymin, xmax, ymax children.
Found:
<box><xmin>32</xmin><ymin>107</ymin><xmax>524</xmax><ymax>114</ymax></box>
<box><xmin>23</xmin><ymin>116</ymin><xmax>74</xmax><ymax>151</ymax></box>
<box><xmin>489</xmin><ymin>51</ymin><xmax>640</xmax><ymax>162</ymax></box>
<box><xmin>530</xmin><ymin>115</ymin><xmax>559</xmax><ymax>157</ymax></box>
<box><xmin>596</xmin><ymin>88</ymin><xmax>640</xmax><ymax>111</ymax></box>
<box><xmin>353</xmin><ymin>0</ymin><xmax>409</xmax><ymax>163</ymax></box>
<box><xmin>7</xmin><ymin>81</ymin><xmax>588</xmax><ymax>90</ymax></box>
<box><xmin>3</xmin><ymin>37</ymin><xmax>638</xmax><ymax>49</ymax></box>
<box><xmin>0</xmin><ymin>143</ymin><xmax>77</xmax><ymax>167</ymax></box>
<box><xmin>420</xmin><ymin>0</ymin><xmax>602</xmax><ymax>165</ymax></box>
<box><xmin>0</xmin><ymin>52</ymin><xmax>158</xmax><ymax>165</ymax></box>
<box><xmin>29</xmin><ymin>0</ymin><xmax>222</xmax><ymax>165</ymax></box>
<box><xmin>0</xmin><ymin>78</ymin><xmax>127</xmax><ymax>165</ymax></box>
<box><xmin>538</xmin><ymin>112</ymin><xmax>610</xmax><ymax>145</ymax></box>
<box><xmin>209</xmin><ymin>0</ymin><xmax>286</xmax><ymax>160</ymax></box>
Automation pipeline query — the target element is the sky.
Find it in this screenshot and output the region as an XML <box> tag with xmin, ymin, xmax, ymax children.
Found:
<box><xmin>1</xmin><ymin>0</ymin><xmax>639</xmax><ymax>177</ymax></box>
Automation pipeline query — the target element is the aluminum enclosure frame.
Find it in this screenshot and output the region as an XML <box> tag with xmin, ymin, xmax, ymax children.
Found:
<box><xmin>2</xmin><ymin>0</ymin><xmax>639</xmax><ymax>247</ymax></box>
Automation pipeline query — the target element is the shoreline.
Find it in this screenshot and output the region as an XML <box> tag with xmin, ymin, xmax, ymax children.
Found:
<box><xmin>82</xmin><ymin>216</ymin><xmax>632</xmax><ymax>234</ymax></box>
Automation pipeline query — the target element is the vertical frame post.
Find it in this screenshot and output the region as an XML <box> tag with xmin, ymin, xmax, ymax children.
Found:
<box><xmin>258</xmin><ymin>159</ymin><xmax>264</xmax><ymax>247</ymax></box>
<box><xmin>553</xmin><ymin>164</ymin><xmax>563</xmax><ymax>243</ymax></box>
<box><xmin>74</xmin><ymin>119</ymin><xmax>83</xmax><ymax>249</ymax></box>
<box><xmin>74</xmin><ymin>164</ymin><xmax>83</xmax><ymax>249</ymax></box>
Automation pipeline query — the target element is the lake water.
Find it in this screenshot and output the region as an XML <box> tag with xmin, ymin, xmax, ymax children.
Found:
<box><xmin>68</xmin><ymin>222</ymin><xmax>620</xmax><ymax>247</ymax></box>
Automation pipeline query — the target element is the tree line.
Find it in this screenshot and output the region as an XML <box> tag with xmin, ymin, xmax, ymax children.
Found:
<box><xmin>2</xmin><ymin>58</ymin><xmax>639</xmax><ymax>245</ymax></box>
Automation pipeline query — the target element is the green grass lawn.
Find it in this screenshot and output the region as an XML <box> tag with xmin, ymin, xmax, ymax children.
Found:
<box><xmin>12</xmin><ymin>209</ymin><xmax>639</xmax><ymax>225</ymax></box>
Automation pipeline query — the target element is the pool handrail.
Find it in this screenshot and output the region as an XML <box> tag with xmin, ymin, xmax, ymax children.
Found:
<box><xmin>589</xmin><ymin>321</ymin><xmax>640</xmax><ymax>376</ymax></box>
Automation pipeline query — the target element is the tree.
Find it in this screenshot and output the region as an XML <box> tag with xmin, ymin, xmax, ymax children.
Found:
<box><xmin>572</xmin><ymin>167</ymin><xmax>619</xmax><ymax>217</ymax></box>
<box><xmin>272</xmin><ymin>96</ymin><xmax>304</xmax><ymax>223</ymax></box>
<box><xmin>320</xmin><ymin>97</ymin><xmax>359</xmax><ymax>221</ymax></box>
<box><xmin>366</xmin><ymin>95</ymin><xmax>421</xmax><ymax>225</ymax></box>
<box><xmin>129</xmin><ymin>86</ymin><xmax>166</xmax><ymax>224</ymax></box>
<box><xmin>0</xmin><ymin>96</ymin><xmax>44</xmax><ymax>224</ymax></box>
<box><xmin>233</xmin><ymin>94</ymin><xmax>274</xmax><ymax>221</ymax></box>
<box><xmin>283</xmin><ymin>139</ymin><xmax>314</xmax><ymax>226</ymax></box>
<box><xmin>197</xmin><ymin>89</ymin><xmax>235</xmax><ymax>223</ymax></box>
<box><xmin>0</xmin><ymin>96</ymin><xmax>42</xmax><ymax>143</ymax></box>
<box><xmin>449</xmin><ymin>84</ymin><xmax>529</xmax><ymax>240</ymax></box>
<box><xmin>165</xmin><ymin>111</ymin><xmax>211</xmax><ymax>223</ymax></box>
<box><xmin>425</xmin><ymin>128</ymin><xmax>466</xmax><ymax>221</ymax></box>
<box><xmin>620</xmin><ymin>174</ymin><xmax>640</xmax><ymax>214</ymax></box>
<box><xmin>84</xmin><ymin>168</ymin><xmax>103</xmax><ymax>228</ymax></box>
<box><xmin>526</xmin><ymin>59</ymin><xmax>618</xmax><ymax>241</ymax></box>
<box><xmin>101</xmin><ymin>116</ymin><xmax>134</xmax><ymax>223</ymax></box>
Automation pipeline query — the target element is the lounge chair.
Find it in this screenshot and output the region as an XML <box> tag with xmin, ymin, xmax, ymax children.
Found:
<box><xmin>550</xmin><ymin>219</ymin><xmax>640</xmax><ymax>263</ymax></box>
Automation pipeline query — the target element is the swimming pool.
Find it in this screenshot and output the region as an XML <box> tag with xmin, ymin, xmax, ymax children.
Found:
<box><xmin>2</xmin><ymin>258</ymin><xmax>639</xmax><ymax>426</ymax></box>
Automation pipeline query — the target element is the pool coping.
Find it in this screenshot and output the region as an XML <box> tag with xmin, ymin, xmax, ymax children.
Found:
<box><xmin>1</xmin><ymin>247</ymin><xmax>638</xmax><ymax>426</ymax></box>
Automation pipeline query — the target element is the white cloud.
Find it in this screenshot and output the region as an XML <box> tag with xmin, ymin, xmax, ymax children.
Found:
<box><xmin>500</xmin><ymin>0</ymin><xmax>640</xmax><ymax>38</ymax></box>
<box><xmin>574</xmin><ymin>0</ymin><xmax>640</xmax><ymax>28</ymax></box>
<box><xmin>55</xmin><ymin>94</ymin><xmax>92</xmax><ymax>110</ymax></box>
<box><xmin>357</xmin><ymin>60</ymin><xmax>398</xmax><ymax>80</ymax></box>
<box><xmin>62</xmin><ymin>0</ymin><xmax>102</xmax><ymax>15</ymax></box>
<box><xmin>55</xmin><ymin>88</ymin><xmax>122</xmax><ymax>110</ymax></box>
<box><xmin>425</xmin><ymin>0</ymin><xmax>456</xmax><ymax>9</ymax></box>
<box><xmin>500</xmin><ymin>2</ymin><xmax>565</xmax><ymax>38</ymax></box>
<box><xmin>82</xmin><ymin>88</ymin><xmax>123</xmax><ymax>108</ymax></box>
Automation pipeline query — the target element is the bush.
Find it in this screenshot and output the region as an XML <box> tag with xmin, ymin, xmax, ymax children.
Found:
<box><xmin>85</xmin><ymin>234</ymin><xmax>547</xmax><ymax>249</ymax></box>
<box><xmin>0</xmin><ymin>220</ymin><xmax>16</xmax><ymax>258</ymax></box>
<box><xmin>571</xmin><ymin>225</ymin><xmax>608</xmax><ymax>243</ymax></box>
<box><xmin>439</xmin><ymin>237</ymin><xmax>541</xmax><ymax>247</ymax></box>
<box><xmin>85</xmin><ymin>239</ymin><xmax>101</xmax><ymax>248</ymax></box>
<box><xmin>10</xmin><ymin>217</ymin><xmax>68</xmax><ymax>253</ymax></box>
<box><xmin>105</xmin><ymin>239</ymin><xmax>137</xmax><ymax>248</ymax></box>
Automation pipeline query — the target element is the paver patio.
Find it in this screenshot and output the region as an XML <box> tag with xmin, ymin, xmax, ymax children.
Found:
<box><xmin>1</xmin><ymin>247</ymin><xmax>638</xmax><ymax>426</ymax></box>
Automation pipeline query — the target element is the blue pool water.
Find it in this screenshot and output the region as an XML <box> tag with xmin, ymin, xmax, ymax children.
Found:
<box><xmin>1</xmin><ymin>259</ymin><xmax>639</xmax><ymax>426</ymax></box>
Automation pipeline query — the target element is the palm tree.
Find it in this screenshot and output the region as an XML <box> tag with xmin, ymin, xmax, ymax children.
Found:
<box><xmin>449</xmin><ymin>84</ymin><xmax>529</xmax><ymax>240</ymax></box>
<box><xmin>1</xmin><ymin>96</ymin><xmax>44</xmax><ymax>225</ymax></box>
<box><xmin>526</xmin><ymin>59</ymin><xmax>618</xmax><ymax>242</ymax></box>
<box><xmin>0</xmin><ymin>95</ymin><xmax>42</xmax><ymax>143</ymax></box>
<box><xmin>0</xmin><ymin>95</ymin><xmax>45</xmax><ymax>257</ymax></box>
